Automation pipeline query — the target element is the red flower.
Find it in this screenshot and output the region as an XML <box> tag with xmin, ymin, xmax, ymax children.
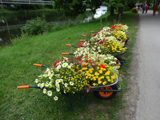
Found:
<box><xmin>89</xmin><ymin>59</ymin><xmax>92</xmax><ymax>63</ymax></box>
<box><xmin>116</xmin><ymin>29</ymin><xmax>118</xmax><ymax>31</ymax></box>
<box><xmin>99</xmin><ymin>64</ymin><xmax>106</xmax><ymax>70</ymax></box>
<box><xmin>78</xmin><ymin>60</ymin><xmax>83</xmax><ymax>64</ymax></box>
<box><xmin>111</xmin><ymin>25</ymin><xmax>115</xmax><ymax>29</ymax></box>
<box><xmin>85</xmin><ymin>55</ymin><xmax>88</xmax><ymax>58</ymax></box>
<box><xmin>98</xmin><ymin>41</ymin><xmax>103</xmax><ymax>44</ymax></box>
<box><xmin>75</xmin><ymin>56</ymin><xmax>81</xmax><ymax>59</ymax></box>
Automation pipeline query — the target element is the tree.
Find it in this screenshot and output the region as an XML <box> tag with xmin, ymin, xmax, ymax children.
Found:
<box><xmin>53</xmin><ymin>0</ymin><xmax>134</xmax><ymax>18</ymax></box>
<box><xmin>53</xmin><ymin>0</ymin><xmax>105</xmax><ymax>17</ymax></box>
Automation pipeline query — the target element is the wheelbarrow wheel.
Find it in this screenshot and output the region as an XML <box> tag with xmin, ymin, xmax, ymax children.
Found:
<box><xmin>93</xmin><ymin>85</ymin><xmax>118</xmax><ymax>100</ymax></box>
<box><xmin>114</xmin><ymin>55</ymin><xmax>123</xmax><ymax>67</ymax></box>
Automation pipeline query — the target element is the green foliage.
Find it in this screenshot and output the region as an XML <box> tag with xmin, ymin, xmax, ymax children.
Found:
<box><xmin>21</xmin><ymin>17</ymin><xmax>51</xmax><ymax>36</ymax></box>
<box><xmin>106</xmin><ymin>0</ymin><xmax>125</xmax><ymax>7</ymax></box>
<box><xmin>53</xmin><ymin>0</ymin><xmax>105</xmax><ymax>17</ymax></box>
<box><xmin>126</xmin><ymin>0</ymin><xmax>137</xmax><ymax>9</ymax></box>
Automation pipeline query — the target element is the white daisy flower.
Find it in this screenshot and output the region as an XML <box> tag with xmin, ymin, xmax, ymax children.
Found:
<box><xmin>56</xmin><ymin>79</ymin><xmax>60</xmax><ymax>83</ymax></box>
<box><xmin>55</xmin><ymin>83</ymin><xmax>59</xmax><ymax>87</ymax></box>
<box><xmin>59</xmin><ymin>79</ymin><xmax>63</xmax><ymax>83</ymax></box>
<box><xmin>53</xmin><ymin>96</ymin><xmax>58</xmax><ymax>101</ymax></box>
<box><xmin>57</xmin><ymin>65</ymin><xmax>61</xmax><ymax>69</ymax></box>
<box><xmin>64</xmin><ymin>83</ymin><xmax>68</xmax><ymax>87</ymax></box>
<box><xmin>41</xmin><ymin>83</ymin><xmax>45</xmax><ymax>88</ymax></box>
<box><xmin>35</xmin><ymin>79</ymin><xmax>39</xmax><ymax>83</ymax></box>
<box><xmin>43</xmin><ymin>88</ymin><xmax>47</xmax><ymax>94</ymax></box>
<box><xmin>67</xmin><ymin>65</ymin><xmax>71</xmax><ymax>69</ymax></box>
<box><xmin>69</xmin><ymin>81</ymin><xmax>74</xmax><ymax>86</ymax></box>
<box><xmin>47</xmin><ymin>90</ymin><xmax>52</xmax><ymax>96</ymax></box>
<box><xmin>37</xmin><ymin>83</ymin><xmax>41</xmax><ymax>87</ymax></box>
<box><xmin>62</xmin><ymin>63</ymin><xmax>68</xmax><ymax>68</ymax></box>
<box><xmin>56</xmin><ymin>87</ymin><xmax>60</xmax><ymax>92</ymax></box>
<box><xmin>45</xmin><ymin>82</ymin><xmax>49</xmax><ymax>87</ymax></box>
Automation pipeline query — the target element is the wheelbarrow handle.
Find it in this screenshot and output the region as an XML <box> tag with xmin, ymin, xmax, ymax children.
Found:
<box><xmin>17</xmin><ymin>85</ymin><xmax>40</xmax><ymax>89</ymax></box>
<box><xmin>62</xmin><ymin>53</ymin><xmax>74</xmax><ymax>55</ymax></box>
<box><xmin>33</xmin><ymin>64</ymin><xmax>49</xmax><ymax>68</ymax></box>
<box><xmin>82</xmin><ymin>34</ymin><xmax>86</xmax><ymax>37</ymax></box>
<box><xmin>66</xmin><ymin>44</ymin><xmax>72</xmax><ymax>46</ymax></box>
<box><xmin>90</xmin><ymin>31</ymin><xmax>97</xmax><ymax>33</ymax></box>
<box><xmin>17</xmin><ymin>85</ymin><xmax>29</xmax><ymax>89</ymax></box>
<box><xmin>65</xmin><ymin>44</ymin><xmax>77</xmax><ymax>48</ymax></box>
<box><xmin>62</xmin><ymin>53</ymin><xmax>70</xmax><ymax>55</ymax></box>
<box><xmin>33</xmin><ymin>63</ymin><xmax>42</xmax><ymax>67</ymax></box>
<box><xmin>80</xmin><ymin>40</ymin><xmax>86</xmax><ymax>42</ymax></box>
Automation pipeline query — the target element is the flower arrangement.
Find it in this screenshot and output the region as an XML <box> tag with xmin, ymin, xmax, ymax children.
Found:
<box><xmin>111</xmin><ymin>24</ymin><xmax>128</xmax><ymax>32</ymax></box>
<box><xmin>100</xmin><ymin>40</ymin><xmax>126</xmax><ymax>55</ymax></box>
<box><xmin>31</xmin><ymin>23</ymin><xmax>129</xmax><ymax>101</ymax></box>
<box><xmin>34</xmin><ymin>56</ymin><xmax>118</xmax><ymax>101</ymax></box>
<box><xmin>90</xmin><ymin>31</ymin><xmax>111</xmax><ymax>42</ymax></box>
<box><xmin>111</xmin><ymin>31</ymin><xmax>127</xmax><ymax>42</ymax></box>
<box><xmin>75</xmin><ymin>36</ymin><xmax>125</xmax><ymax>56</ymax></box>
<box><xmin>89</xmin><ymin>24</ymin><xmax>128</xmax><ymax>43</ymax></box>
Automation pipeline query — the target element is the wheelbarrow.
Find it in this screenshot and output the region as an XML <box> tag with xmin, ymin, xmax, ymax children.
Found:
<box><xmin>62</xmin><ymin>52</ymin><xmax>126</xmax><ymax>67</ymax></box>
<box><xmin>17</xmin><ymin>64</ymin><xmax>122</xmax><ymax>111</ymax></box>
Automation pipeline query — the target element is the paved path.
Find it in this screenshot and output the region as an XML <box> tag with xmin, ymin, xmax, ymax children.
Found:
<box><xmin>136</xmin><ymin>10</ymin><xmax>160</xmax><ymax>120</ymax></box>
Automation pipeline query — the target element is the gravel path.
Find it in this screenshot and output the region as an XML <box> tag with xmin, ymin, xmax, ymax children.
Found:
<box><xmin>136</xmin><ymin>10</ymin><xmax>160</xmax><ymax>120</ymax></box>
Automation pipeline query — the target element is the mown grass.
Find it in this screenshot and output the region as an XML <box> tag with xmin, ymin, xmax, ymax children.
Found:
<box><xmin>0</xmin><ymin>11</ymin><xmax>138</xmax><ymax>120</ymax></box>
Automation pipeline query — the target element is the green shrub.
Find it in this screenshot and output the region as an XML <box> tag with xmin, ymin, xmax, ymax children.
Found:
<box><xmin>21</xmin><ymin>17</ymin><xmax>51</xmax><ymax>36</ymax></box>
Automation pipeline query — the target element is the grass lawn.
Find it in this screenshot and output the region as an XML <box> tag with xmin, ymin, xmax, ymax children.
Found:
<box><xmin>0</xmin><ymin>11</ymin><xmax>139</xmax><ymax>120</ymax></box>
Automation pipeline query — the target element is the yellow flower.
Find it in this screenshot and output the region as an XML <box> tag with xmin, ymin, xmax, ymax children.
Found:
<box><xmin>99</xmin><ymin>69</ymin><xmax>103</xmax><ymax>74</ymax></box>
<box><xmin>105</xmin><ymin>71</ymin><xmax>110</xmax><ymax>75</ymax></box>
<box><xmin>95</xmin><ymin>72</ymin><xmax>99</xmax><ymax>76</ymax></box>
<box><xmin>103</xmin><ymin>81</ymin><xmax>107</xmax><ymax>85</ymax></box>
<box><xmin>93</xmin><ymin>83</ymin><xmax>96</xmax><ymax>86</ymax></box>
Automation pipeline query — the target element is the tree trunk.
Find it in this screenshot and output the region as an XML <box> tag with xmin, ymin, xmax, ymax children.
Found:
<box><xmin>118</xmin><ymin>1</ymin><xmax>125</xmax><ymax>19</ymax></box>
<box><xmin>118</xmin><ymin>7</ymin><xmax>123</xmax><ymax>18</ymax></box>
<box><xmin>110</xmin><ymin>6</ymin><xmax>114</xmax><ymax>16</ymax></box>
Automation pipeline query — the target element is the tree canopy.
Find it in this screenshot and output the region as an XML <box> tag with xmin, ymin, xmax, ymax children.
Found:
<box><xmin>53</xmin><ymin>0</ymin><xmax>105</xmax><ymax>17</ymax></box>
<box><xmin>53</xmin><ymin>0</ymin><xmax>137</xmax><ymax>17</ymax></box>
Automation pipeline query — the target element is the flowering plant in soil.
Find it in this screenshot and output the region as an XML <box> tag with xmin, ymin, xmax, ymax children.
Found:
<box><xmin>99</xmin><ymin>40</ymin><xmax>126</xmax><ymax>55</ymax></box>
<box><xmin>77</xmin><ymin>62</ymin><xmax>118</xmax><ymax>87</ymax></box>
<box><xmin>111</xmin><ymin>31</ymin><xmax>127</xmax><ymax>42</ymax></box>
<box><xmin>89</xmin><ymin>25</ymin><xmax>128</xmax><ymax>43</ymax></box>
<box><xmin>76</xmin><ymin>36</ymin><xmax>126</xmax><ymax>56</ymax></box>
<box><xmin>34</xmin><ymin>56</ymin><xmax>118</xmax><ymax>101</ymax></box>
<box><xmin>74</xmin><ymin>47</ymin><xmax>121</xmax><ymax>70</ymax></box>
<box><xmin>111</xmin><ymin>24</ymin><xmax>129</xmax><ymax>32</ymax></box>
<box><xmin>35</xmin><ymin>57</ymin><xmax>90</xmax><ymax>101</ymax></box>
<box><xmin>90</xmin><ymin>31</ymin><xmax>111</xmax><ymax>43</ymax></box>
